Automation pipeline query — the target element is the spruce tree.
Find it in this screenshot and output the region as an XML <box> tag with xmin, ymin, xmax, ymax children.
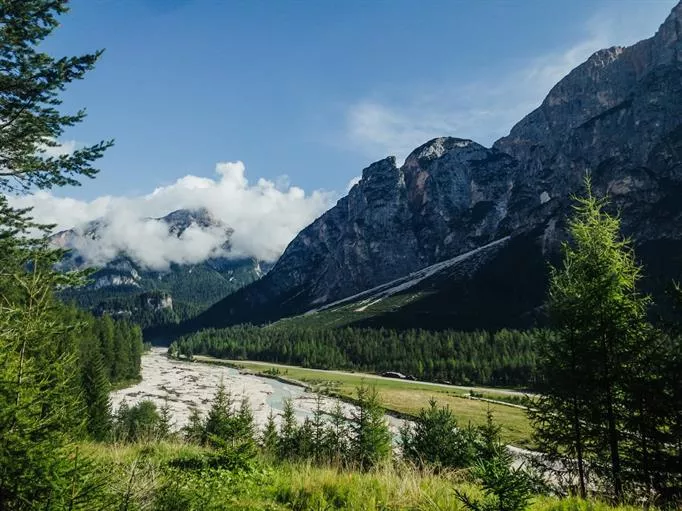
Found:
<box><xmin>401</xmin><ymin>398</ymin><xmax>476</xmax><ymax>469</ymax></box>
<box><xmin>261</xmin><ymin>409</ymin><xmax>279</xmax><ymax>457</ymax></box>
<box><xmin>158</xmin><ymin>400</ymin><xmax>174</xmax><ymax>440</ymax></box>
<box><xmin>309</xmin><ymin>394</ymin><xmax>327</xmax><ymax>462</ymax></box>
<box><xmin>235</xmin><ymin>395</ymin><xmax>255</xmax><ymax>445</ymax></box>
<box><xmin>183</xmin><ymin>407</ymin><xmax>204</xmax><ymax>444</ymax></box>
<box><xmin>326</xmin><ymin>400</ymin><xmax>348</xmax><ymax>465</ymax></box>
<box><xmin>348</xmin><ymin>384</ymin><xmax>391</xmax><ymax>470</ymax></box>
<box><xmin>278</xmin><ymin>398</ymin><xmax>299</xmax><ymax>461</ymax></box>
<box><xmin>128</xmin><ymin>323</ymin><xmax>143</xmax><ymax>379</ymax></box>
<box><xmin>0</xmin><ymin>265</ymin><xmax>88</xmax><ymax>506</ymax></box>
<box><xmin>79</xmin><ymin>336</ymin><xmax>112</xmax><ymax>441</ymax></box>
<box><xmin>97</xmin><ymin>316</ymin><xmax>116</xmax><ymax>379</ymax></box>
<box><xmin>203</xmin><ymin>378</ymin><xmax>235</xmax><ymax>446</ymax></box>
<box><xmin>112</xmin><ymin>319</ymin><xmax>132</xmax><ymax>382</ymax></box>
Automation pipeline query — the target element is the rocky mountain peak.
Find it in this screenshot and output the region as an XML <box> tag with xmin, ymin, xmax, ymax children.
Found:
<box><xmin>404</xmin><ymin>137</ymin><xmax>475</xmax><ymax>168</ymax></box>
<box><xmin>359</xmin><ymin>156</ymin><xmax>400</xmax><ymax>183</ymax></box>
<box><xmin>654</xmin><ymin>1</ymin><xmax>682</xmax><ymax>58</ymax></box>
<box><xmin>187</xmin><ymin>2</ymin><xmax>682</xmax><ymax>332</ymax></box>
<box><xmin>162</xmin><ymin>207</ymin><xmax>232</xmax><ymax>239</ymax></box>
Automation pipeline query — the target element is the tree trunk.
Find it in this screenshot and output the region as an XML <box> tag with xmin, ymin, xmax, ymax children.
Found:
<box><xmin>573</xmin><ymin>397</ymin><xmax>587</xmax><ymax>498</ymax></box>
<box><xmin>606</xmin><ymin>385</ymin><xmax>623</xmax><ymax>501</ymax></box>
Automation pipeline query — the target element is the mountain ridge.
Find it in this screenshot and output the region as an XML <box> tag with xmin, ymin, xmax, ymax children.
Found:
<box><xmin>53</xmin><ymin>208</ymin><xmax>268</xmax><ymax>328</ymax></box>
<box><xmin>179</xmin><ymin>2</ymin><xmax>682</xmax><ymax>335</ymax></box>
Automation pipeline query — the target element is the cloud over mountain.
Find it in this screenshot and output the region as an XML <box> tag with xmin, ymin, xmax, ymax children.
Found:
<box><xmin>8</xmin><ymin>161</ymin><xmax>333</xmax><ymax>270</ymax></box>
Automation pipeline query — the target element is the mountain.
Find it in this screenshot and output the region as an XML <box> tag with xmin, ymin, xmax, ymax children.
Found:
<box><xmin>184</xmin><ymin>3</ymin><xmax>682</xmax><ymax>333</ymax></box>
<box><xmin>54</xmin><ymin>208</ymin><xmax>269</xmax><ymax>327</ymax></box>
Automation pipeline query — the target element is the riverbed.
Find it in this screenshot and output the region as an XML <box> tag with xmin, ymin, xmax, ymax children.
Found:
<box><xmin>111</xmin><ymin>348</ymin><xmax>404</xmax><ymax>435</ymax></box>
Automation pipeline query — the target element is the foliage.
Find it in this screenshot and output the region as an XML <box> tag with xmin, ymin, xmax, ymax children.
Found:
<box><xmin>172</xmin><ymin>325</ymin><xmax>545</xmax><ymax>387</ymax></box>
<box><xmin>83</xmin><ymin>440</ymin><xmax>648</xmax><ymax>511</ymax></box>
<box><xmin>0</xmin><ymin>1</ymin><xmax>112</xmax><ymax>194</ymax></box>
<box><xmin>113</xmin><ymin>400</ymin><xmax>165</xmax><ymax>443</ymax></box>
<box><xmin>400</xmin><ymin>398</ymin><xmax>478</xmax><ymax>469</ymax></box>
<box><xmin>456</xmin><ymin>411</ymin><xmax>535</xmax><ymax>511</ymax></box>
<box><xmin>260</xmin><ymin>409</ymin><xmax>279</xmax><ymax>457</ymax></box>
<box><xmin>277</xmin><ymin>398</ymin><xmax>300</xmax><ymax>461</ymax></box>
<box><xmin>530</xmin><ymin>177</ymin><xmax>682</xmax><ymax>505</ymax></box>
<box><xmin>456</xmin><ymin>447</ymin><xmax>535</xmax><ymax>511</ymax></box>
<box><xmin>0</xmin><ymin>1</ymin><xmax>118</xmax><ymax>506</ymax></box>
<box><xmin>348</xmin><ymin>384</ymin><xmax>392</xmax><ymax>470</ymax></box>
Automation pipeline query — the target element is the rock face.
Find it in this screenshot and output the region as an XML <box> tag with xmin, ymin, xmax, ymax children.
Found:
<box><xmin>190</xmin><ymin>2</ymin><xmax>682</xmax><ymax>331</ymax></box>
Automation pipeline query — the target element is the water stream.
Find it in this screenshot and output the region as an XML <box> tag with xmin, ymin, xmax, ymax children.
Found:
<box><xmin>111</xmin><ymin>347</ymin><xmax>403</xmax><ymax>434</ymax></box>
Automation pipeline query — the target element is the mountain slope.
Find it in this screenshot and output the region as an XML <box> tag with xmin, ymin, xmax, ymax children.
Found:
<box><xmin>54</xmin><ymin>208</ymin><xmax>268</xmax><ymax>326</ymax></box>
<box><xmin>185</xmin><ymin>2</ymin><xmax>682</xmax><ymax>333</ymax></box>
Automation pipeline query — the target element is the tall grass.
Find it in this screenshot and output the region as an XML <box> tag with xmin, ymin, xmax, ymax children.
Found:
<box><xmin>82</xmin><ymin>441</ymin><xmax>652</xmax><ymax>510</ymax></box>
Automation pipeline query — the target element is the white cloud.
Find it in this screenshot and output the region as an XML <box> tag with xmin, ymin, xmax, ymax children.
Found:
<box><xmin>8</xmin><ymin>161</ymin><xmax>333</xmax><ymax>270</ymax></box>
<box><xmin>345</xmin><ymin>1</ymin><xmax>677</xmax><ymax>163</ymax></box>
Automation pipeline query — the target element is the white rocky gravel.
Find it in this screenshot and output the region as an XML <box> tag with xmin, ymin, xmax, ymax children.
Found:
<box><xmin>111</xmin><ymin>347</ymin><xmax>404</xmax><ymax>435</ymax></box>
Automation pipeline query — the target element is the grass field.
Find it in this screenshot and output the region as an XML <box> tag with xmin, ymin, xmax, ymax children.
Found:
<box><xmin>194</xmin><ymin>356</ymin><xmax>534</xmax><ymax>448</ymax></box>
<box><xmin>86</xmin><ymin>441</ymin><xmax>646</xmax><ymax>510</ymax></box>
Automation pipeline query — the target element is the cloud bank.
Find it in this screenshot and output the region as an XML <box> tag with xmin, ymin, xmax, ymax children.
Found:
<box><xmin>9</xmin><ymin>161</ymin><xmax>333</xmax><ymax>270</ymax></box>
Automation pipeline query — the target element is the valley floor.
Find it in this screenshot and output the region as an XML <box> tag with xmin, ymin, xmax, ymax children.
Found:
<box><xmin>195</xmin><ymin>356</ymin><xmax>534</xmax><ymax>448</ymax></box>
<box><xmin>112</xmin><ymin>348</ymin><xmax>405</xmax><ymax>434</ymax></box>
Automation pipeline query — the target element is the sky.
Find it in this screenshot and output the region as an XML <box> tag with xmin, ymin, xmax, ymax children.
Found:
<box><xmin>8</xmin><ymin>0</ymin><xmax>679</xmax><ymax>268</ymax></box>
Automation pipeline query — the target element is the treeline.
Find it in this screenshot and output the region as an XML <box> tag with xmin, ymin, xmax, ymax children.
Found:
<box><xmin>72</xmin><ymin>307</ymin><xmax>144</xmax><ymax>384</ymax></box>
<box><xmin>61</xmin><ymin>288</ymin><xmax>203</xmax><ymax>329</ymax></box>
<box><xmin>171</xmin><ymin>326</ymin><xmax>544</xmax><ymax>387</ymax></box>
<box><xmin>44</xmin><ymin>305</ymin><xmax>146</xmax><ymax>441</ymax></box>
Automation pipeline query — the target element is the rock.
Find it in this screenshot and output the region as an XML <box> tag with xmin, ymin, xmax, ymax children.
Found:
<box><xmin>188</xmin><ymin>2</ymin><xmax>682</xmax><ymax>331</ymax></box>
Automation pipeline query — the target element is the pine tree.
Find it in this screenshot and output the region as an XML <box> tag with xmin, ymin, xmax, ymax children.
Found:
<box><xmin>478</xmin><ymin>409</ymin><xmax>503</xmax><ymax>462</ymax></box>
<box><xmin>298</xmin><ymin>417</ymin><xmax>315</xmax><ymax>460</ymax></box>
<box><xmin>309</xmin><ymin>394</ymin><xmax>327</xmax><ymax>462</ymax></box>
<box><xmin>158</xmin><ymin>400</ymin><xmax>174</xmax><ymax>440</ymax></box>
<box><xmin>235</xmin><ymin>395</ymin><xmax>255</xmax><ymax>445</ymax></box>
<box><xmin>183</xmin><ymin>407</ymin><xmax>204</xmax><ymax>444</ymax></box>
<box><xmin>113</xmin><ymin>401</ymin><xmax>131</xmax><ymax>442</ymax></box>
<box><xmin>79</xmin><ymin>336</ymin><xmax>112</xmax><ymax>441</ymax></box>
<box><xmin>112</xmin><ymin>319</ymin><xmax>132</xmax><ymax>382</ymax></box>
<box><xmin>203</xmin><ymin>378</ymin><xmax>235</xmax><ymax>446</ymax></box>
<box><xmin>530</xmin><ymin>177</ymin><xmax>651</xmax><ymax>501</ymax></box>
<box><xmin>261</xmin><ymin>409</ymin><xmax>279</xmax><ymax>457</ymax></box>
<box><xmin>97</xmin><ymin>315</ymin><xmax>116</xmax><ymax>379</ymax></box>
<box><xmin>349</xmin><ymin>384</ymin><xmax>391</xmax><ymax>470</ymax></box>
<box><xmin>0</xmin><ymin>0</ymin><xmax>112</xmax><ymax>480</ymax></box>
<box><xmin>326</xmin><ymin>400</ymin><xmax>348</xmax><ymax>465</ymax></box>
<box><xmin>278</xmin><ymin>398</ymin><xmax>299</xmax><ymax>461</ymax></box>
<box><xmin>0</xmin><ymin>265</ymin><xmax>89</xmax><ymax>506</ymax></box>
<box><xmin>125</xmin><ymin>401</ymin><xmax>161</xmax><ymax>442</ymax></box>
<box><xmin>401</xmin><ymin>398</ymin><xmax>476</xmax><ymax>469</ymax></box>
<box><xmin>455</xmin><ymin>447</ymin><xmax>534</xmax><ymax>511</ymax></box>
<box><xmin>128</xmin><ymin>323</ymin><xmax>143</xmax><ymax>379</ymax></box>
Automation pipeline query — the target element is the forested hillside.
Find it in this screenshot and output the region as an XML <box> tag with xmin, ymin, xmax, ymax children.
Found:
<box><xmin>58</xmin><ymin>255</ymin><xmax>265</xmax><ymax>330</ymax></box>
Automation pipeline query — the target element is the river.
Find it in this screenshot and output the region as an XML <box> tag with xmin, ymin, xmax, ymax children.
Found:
<box><xmin>111</xmin><ymin>347</ymin><xmax>404</xmax><ymax>435</ymax></box>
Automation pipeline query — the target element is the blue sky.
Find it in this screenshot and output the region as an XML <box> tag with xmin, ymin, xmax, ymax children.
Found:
<box><xmin>10</xmin><ymin>0</ymin><xmax>678</xmax><ymax>267</ymax></box>
<box><xmin>45</xmin><ymin>0</ymin><xmax>677</xmax><ymax>201</ymax></box>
